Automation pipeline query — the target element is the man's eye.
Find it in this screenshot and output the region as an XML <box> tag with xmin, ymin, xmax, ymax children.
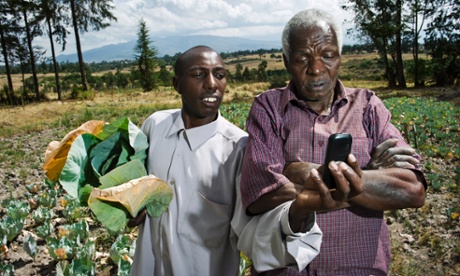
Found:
<box><xmin>295</xmin><ymin>56</ymin><xmax>308</xmax><ymax>63</ymax></box>
<box><xmin>215</xmin><ymin>72</ymin><xmax>226</xmax><ymax>79</ymax></box>
<box><xmin>193</xmin><ymin>72</ymin><xmax>205</xmax><ymax>78</ymax></box>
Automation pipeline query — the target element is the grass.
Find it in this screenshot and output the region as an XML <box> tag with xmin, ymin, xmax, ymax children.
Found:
<box><xmin>0</xmin><ymin>82</ymin><xmax>269</xmax><ymax>137</ymax></box>
<box><xmin>1</xmin><ymin>71</ymin><xmax>459</xmax><ymax>274</ymax></box>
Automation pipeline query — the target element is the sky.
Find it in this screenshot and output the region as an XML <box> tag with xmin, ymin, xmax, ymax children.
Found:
<box><xmin>35</xmin><ymin>0</ymin><xmax>355</xmax><ymax>56</ymax></box>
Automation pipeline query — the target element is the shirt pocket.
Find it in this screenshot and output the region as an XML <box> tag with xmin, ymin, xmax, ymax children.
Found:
<box><xmin>178</xmin><ymin>191</ymin><xmax>232</xmax><ymax>248</ymax></box>
<box><xmin>351</xmin><ymin>137</ymin><xmax>373</xmax><ymax>168</ymax></box>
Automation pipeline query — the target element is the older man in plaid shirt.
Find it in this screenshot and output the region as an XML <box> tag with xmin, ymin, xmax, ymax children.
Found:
<box><xmin>240</xmin><ymin>9</ymin><xmax>426</xmax><ymax>276</ymax></box>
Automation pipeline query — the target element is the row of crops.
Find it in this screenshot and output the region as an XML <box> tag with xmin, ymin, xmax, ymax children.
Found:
<box><xmin>1</xmin><ymin>96</ymin><xmax>459</xmax><ymax>274</ymax></box>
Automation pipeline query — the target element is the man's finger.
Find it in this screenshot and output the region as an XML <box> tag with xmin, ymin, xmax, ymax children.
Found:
<box><xmin>340</xmin><ymin>161</ymin><xmax>364</xmax><ymax>196</ymax></box>
<box><xmin>128</xmin><ymin>208</ymin><xmax>147</xmax><ymax>227</ymax></box>
<box><xmin>347</xmin><ymin>154</ymin><xmax>362</xmax><ymax>177</ymax></box>
<box><xmin>329</xmin><ymin>162</ymin><xmax>350</xmax><ymax>202</ymax></box>
<box><xmin>310</xmin><ymin>169</ymin><xmax>336</xmax><ymax>210</ymax></box>
<box><xmin>371</xmin><ymin>138</ymin><xmax>398</xmax><ymax>159</ymax></box>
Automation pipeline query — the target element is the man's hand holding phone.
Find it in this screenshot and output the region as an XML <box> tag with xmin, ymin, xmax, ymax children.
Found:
<box><xmin>288</xmin><ymin>153</ymin><xmax>364</xmax><ymax>231</ymax></box>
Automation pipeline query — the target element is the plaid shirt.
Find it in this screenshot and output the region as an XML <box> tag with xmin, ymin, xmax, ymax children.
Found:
<box><xmin>241</xmin><ymin>80</ymin><xmax>423</xmax><ymax>275</ymax></box>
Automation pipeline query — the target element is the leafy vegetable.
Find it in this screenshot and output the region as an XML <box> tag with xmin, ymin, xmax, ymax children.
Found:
<box><xmin>88</xmin><ymin>174</ymin><xmax>173</xmax><ymax>234</ymax></box>
<box><xmin>2</xmin><ymin>199</ymin><xmax>30</xmax><ymax>220</ymax></box>
<box><xmin>47</xmin><ymin>236</ymin><xmax>75</xmax><ymax>261</ymax></box>
<box><xmin>42</xmin><ymin>117</ymin><xmax>173</xmax><ymax>235</ymax></box>
<box><xmin>109</xmin><ymin>234</ymin><xmax>135</xmax><ymax>264</ymax></box>
<box><xmin>24</xmin><ymin>234</ymin><xmax>37</xmax><ymax>260</ymax></box>
<box><xmin>0</xmin><ymin>217</ymin><xmax>25</xmax><ymax>242</ymax></box>
<box><xmin>61</xmin><ymin>196</ymin><xmax>87</xmax><ymax>222</ymax></box>
<box><xmin>58</xmin><ymin>220</ymin><xmax>89</xmax><ymax>241</ymax></box>
<box><xmin>43</xmin><ymin>120</ymin><xmax>106</xmax><ymax>181</ymax></box>
<box><xmin>0</xmin><ymin>263</ymin><xmax>14</xmax><ymax>276</ymax></box>
<box><xmin>32</xmin><ymin>207</ymin><xmax>54</xmax><ymax>224</ymax></box>
<box><xmin>36</xmin><ymin>221</ymin><xmax>54</xmax><ymax>239</ymax></box>
<box><xmin>59</xmin><ymin>133</ymin><xmax>101</xmax><ymax>200</ymax></box>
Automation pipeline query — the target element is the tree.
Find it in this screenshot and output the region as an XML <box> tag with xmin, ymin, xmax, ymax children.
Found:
<box><xmin>0</xmin><ymin>0</ymin><xmax>19</xmax><ymax>103</ymax></box>
<box><xmin>406</xmin><ymin>0</ymin><xmax>430</xmax><ymax>86</ymax></box>
<box><xmin>242</xmin><ymin>66</ymin><xmax>250</xmax><ymax>82</ymax></box>
<box><xmin>19</xmin><ymin>0</ymin><xmax>41</xmax><ymax>98</ymax></box>
<box><xmin>424</xmin><ymin>0</ymin><xmax>460</xmax><ymax>86</ymax></box>
<box><xmin>38</xmin><ymin>0</ymin><xmax>70</xmax><ymax>100</ymax></box>
<box><xmin>65</xmin><ymin>0</ymin><xmax>116</xmax><ymax>91</ymax></box>
<box><xmin>158</xmin><ymin>64</ymin><xmax>172</xmax><ymax>86</ymax></box>
<box><xmin>234</xmin><ymin>62</ymin><xmax>243</xmax><ymax>82</ymax></box>
<box><xmin>134</xmin><ymin>18</ymin><xmax>158</xmax><ymax>92</ymax></box>
<box><xmin>257</xmin><ymin>60</ymin><xmax>268</xmax><ymax>82</ymax></box>
<box><xmin>394</xmin><ymin>0</ymin><xmax>406</xmax><ymax>88</ymax></box>
<box><xmin>344</xmin><ymin>0</ymin><xmax>401</xmax><ymax>88</ymax></box>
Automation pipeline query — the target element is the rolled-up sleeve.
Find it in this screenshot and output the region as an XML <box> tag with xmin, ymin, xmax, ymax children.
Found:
<box><xmin>231</xmin><ymin>173</ymin><xmax>322</xmax><ymax>273</ymax></box>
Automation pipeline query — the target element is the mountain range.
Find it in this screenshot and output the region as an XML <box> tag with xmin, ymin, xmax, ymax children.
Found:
<box><xmin>55</xmin><ymin>35</ymin><xmax>282</xmax><ymax>63</ymax></box>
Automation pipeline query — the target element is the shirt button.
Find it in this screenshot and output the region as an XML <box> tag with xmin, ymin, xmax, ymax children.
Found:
<box><xmin>319</xmin><ymin>141</ymin><xmax>324</xmax><ymax>147</ymax></box>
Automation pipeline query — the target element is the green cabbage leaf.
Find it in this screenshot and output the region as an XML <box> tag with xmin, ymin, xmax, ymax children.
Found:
<box><xmin>45</xmin><ymin>117</ymin><xmax>173</xmax><ymax>235</ymax></box>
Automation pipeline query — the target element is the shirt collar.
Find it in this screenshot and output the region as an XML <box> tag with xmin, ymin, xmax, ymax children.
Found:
<box><xmin>280</xmin><ymin>80</ymin><xmax>348</xmax><ymax>112</ymax></box>
<box><xmin>166</xmin><ymin>110</ymin><xmax>222</xmax><ymax>151</ymax></box>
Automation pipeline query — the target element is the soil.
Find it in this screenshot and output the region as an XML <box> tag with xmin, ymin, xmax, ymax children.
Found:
<box><xmin>0</xmin><ymin>92</ymin><xmax>459</xmax><ymax>275</ymax></box>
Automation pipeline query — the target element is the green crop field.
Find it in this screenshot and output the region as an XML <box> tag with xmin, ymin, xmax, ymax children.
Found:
<box><xmin>1</xmin><ymin>65</ymin><xmax>459</xmax><ymax>275</ymax></box>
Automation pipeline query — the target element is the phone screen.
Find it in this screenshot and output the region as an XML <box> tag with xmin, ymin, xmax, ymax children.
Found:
<box><xmin>322</xmin><ymin>133</ymin><xmax>352</xmax><ymax>189</ymax></box>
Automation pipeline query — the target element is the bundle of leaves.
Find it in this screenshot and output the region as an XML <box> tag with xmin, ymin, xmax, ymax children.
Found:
<box><xmin>42</xmin><ymin>117</ymin><xmax>173</xmax><ymax>235</ymax></box>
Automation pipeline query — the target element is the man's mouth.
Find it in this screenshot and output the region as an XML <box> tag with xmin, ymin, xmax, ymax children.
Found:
<box><xmin>307</xmin><ymin>80</ymin><xmax>328</xmax><ymax>91</ymax></box>
<box><xmin>203</xmin><ymin>97</ymin><xmax>218</xmax><ymax>103</ymax></box>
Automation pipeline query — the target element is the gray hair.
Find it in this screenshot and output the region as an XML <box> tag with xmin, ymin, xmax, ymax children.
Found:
<box><xmin>282</xmin><ymin>9</ymin><xmax>343</xmax><ymax>60</ymax></box>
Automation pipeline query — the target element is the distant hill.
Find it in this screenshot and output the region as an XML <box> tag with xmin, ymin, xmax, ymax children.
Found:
<box><xmin>56</xmin><ymin>35</ymin><xmax>281</xmax><ymax>63</ymax></box>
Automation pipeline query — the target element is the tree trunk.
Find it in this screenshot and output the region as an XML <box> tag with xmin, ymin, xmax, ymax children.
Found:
<box><xmin>22</xmin><ymin>6</ymin><xmax>40</xmax><ymax>98</ymax></box>
<box><xmin>70</xmin><ymin>0</ymin><xmax>88</xmax><ymax>91</ymax></box>
<box><xmin>395</xmin><ymin>0</ymin><xmax>407</xmax><ymax>88</ymax></box>
<box><xmin>413</xmin><ymin>0</ymin><xmax>420</xmax><ymax>87</ymax></box>
<box><xmin>46</xmin><ymin>15</ymin><xmax>61</xmax><ymax>100</ymax></box>
<box><xmin>0</xmin><ymin>26</ymin><xmax>13</xmax><ymax>104</ymax></box>
<box><xmin>381</xmin><ymin>37</ymin><xmax>397</xmax><ymax>88</ymax></box>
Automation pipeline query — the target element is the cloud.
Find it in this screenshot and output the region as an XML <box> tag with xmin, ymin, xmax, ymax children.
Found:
<box><xmin>37</xmin><ymin>0</ymin><xmax>353</xmax><ymax>56</ymax></box>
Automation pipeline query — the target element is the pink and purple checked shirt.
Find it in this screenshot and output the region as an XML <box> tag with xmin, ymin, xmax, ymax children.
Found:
<box><xmin>240</xmin><ymin>80</ymin><xmax>425</xmax><ymax>275</ymax></box>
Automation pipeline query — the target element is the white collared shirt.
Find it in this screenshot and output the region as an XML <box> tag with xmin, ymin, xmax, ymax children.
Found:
<box><xmin>130</xmin><ymin>109</ymin><xmax>322</xmax><ymax>276</ymax></box>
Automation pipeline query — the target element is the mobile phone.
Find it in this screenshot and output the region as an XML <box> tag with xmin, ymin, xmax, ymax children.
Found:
<box><xmin>322</xmin><ymin>133</ymin><xmax>353</xmax><ymax>189</ymax></box>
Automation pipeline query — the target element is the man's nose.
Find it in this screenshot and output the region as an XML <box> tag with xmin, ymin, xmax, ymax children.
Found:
<box><xmin>307</xmin><ymin>58</ymin><xmax>324</xmax><ymax>75</ymax></box>
<box><xmin>205</xmin><ymin>74</ymin><xmax>218</xmax><ymax>90</ymax></box>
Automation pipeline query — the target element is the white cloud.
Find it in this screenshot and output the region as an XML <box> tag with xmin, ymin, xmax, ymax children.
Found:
<box><xmin>37</xmin><ymin>0</ymin><xmax>353</xmax><ymax>56</ymax></box>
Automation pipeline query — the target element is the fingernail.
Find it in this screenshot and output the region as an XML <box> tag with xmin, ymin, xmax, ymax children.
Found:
<box><xmin>329</xmin><ymin>162</ymin><xmax>338</xmax><ymax>170</ymax></box>
<box><xmin>349</xmin><ymin>154</ymin><xmax>356</xmax><ymax>163</ymax></box>
<box><xmin>311</xmin><ymin>168</ymin><xmax>319</xmax><ymax>178</ymax></box>
<box><xmin>339</xmin><ymin>162</ymin><xmax>348</xmax><ymax>169</ymax></box>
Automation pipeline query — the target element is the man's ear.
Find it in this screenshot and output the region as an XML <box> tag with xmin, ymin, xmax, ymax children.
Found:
<box><xmin>172</xmin><ymin>76</ymin><xmax>181</xmax><ymax>94</ymax></box>
<box><xmin>282</xmin><ymin>54</ymin><xmax>291</xmax><ymax>74</ymax></box>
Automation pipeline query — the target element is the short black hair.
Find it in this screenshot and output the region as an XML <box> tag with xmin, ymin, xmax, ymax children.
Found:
<box><xmin>174</xmin><ymin>45</ymin><xmax>217</xmax><ymax>76</ymax></box>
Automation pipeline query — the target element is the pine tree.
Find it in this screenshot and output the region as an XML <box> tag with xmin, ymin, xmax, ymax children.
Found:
<box><xmin>134</xmin><ymin>19</ymin><xmax>158</xmax><ymax>92</ymax></box>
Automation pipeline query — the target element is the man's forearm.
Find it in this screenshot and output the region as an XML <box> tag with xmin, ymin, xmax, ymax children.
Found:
<box><xmin>350</xmin><ymin>168</ymin><xmax>425</xmax><ymax>210</ymax></box>
<box><xmin>247</xmin><ymin>182</ymin><xmax>300</xmax><ymax>215</ymax></box>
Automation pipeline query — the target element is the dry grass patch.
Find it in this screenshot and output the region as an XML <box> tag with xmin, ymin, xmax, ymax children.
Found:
<box><xmin>0</xmin><ymin>87</ymin><xmax>182</xmax><ymax>137</ymax></box>
<box><xmin>226</xmin><ymin>82</ymin><xmax>269</xmax><ymax>101</ymax></box>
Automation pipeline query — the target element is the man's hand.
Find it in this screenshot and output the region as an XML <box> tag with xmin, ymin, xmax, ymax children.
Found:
<box><xmin>367</xmin><ymin>138</ymin><xmax>419</xmax><ymax>169</ymax></box>
<box><xmin>127</xmin><ymin>208</ymin><xmax>147</xmax><ymax>228</ymax></box>
<box><xmin>289</xmin><ymin>157</ymin><xmax>364</xmax><ymax>231</ymax></box>
<box><xmin>283</xmin><ymin>162</ymin><xmax>319</xmax><ymax>190</ymax></box>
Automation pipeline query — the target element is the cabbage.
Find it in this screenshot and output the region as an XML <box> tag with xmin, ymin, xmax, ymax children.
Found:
<box><xmin>43</xmin><ymin>117</ymin><xmax>173</xmax><ymax>235</ymax></box>
<box><xmin>88</xmin><ymin>175</ymin><xmax>173</xmax><ymax>235</ymax></box>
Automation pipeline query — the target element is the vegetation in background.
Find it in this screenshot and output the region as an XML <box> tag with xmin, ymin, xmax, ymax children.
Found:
<box><xmin>66</xmin><ymin>0</ymin><xmax>117</xmax><ymax>91</ymax></box>
<box><xmin>0</xmin><ymin>93</ymin><xmax>459</xmax><ymax>274</ymax></box>
<box><xmin>344</xmin><ymin>0</ymin><xmax>459</xmax><ymax>88</ymax></box>
<box><xmin>133</xmin><ymin>18</ymin><xmax>158</xmax><ymax>92</ymax></box>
